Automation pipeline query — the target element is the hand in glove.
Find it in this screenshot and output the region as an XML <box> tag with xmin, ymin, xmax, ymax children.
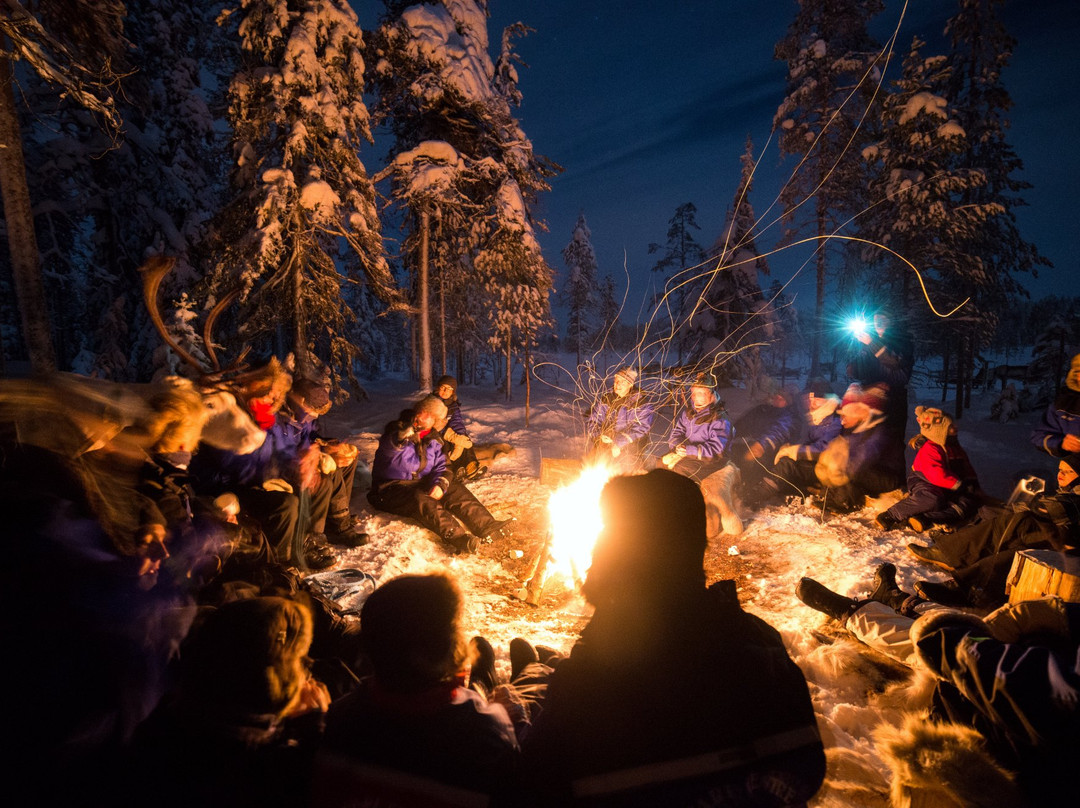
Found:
<box><xmin>599</xmin><ymin>434</ymin><xmax>614</xmax><ymax>445</ymax></box>
<box><xmin>661</xmin><ymin>452</ymin><xmax>680</xmax><ymax>469</ymax></box>
<box><xmin>430</xmin><ymin>484</ymin><xmax>445</xmax><ymax>500</ymax></box>
<box><xmin>611</xmin><ymin>444</ymin><xmax>621</xmax><ymax>458</ymax></box>
<box><xmin>774</xmin><ymin>444</ymin><xmax>798</xmax><ymax>464</ymax></box>
<box><xmin>318</xmin><ymin>453</ymin><xmax>338</xmax><ymax>475</ymax></box>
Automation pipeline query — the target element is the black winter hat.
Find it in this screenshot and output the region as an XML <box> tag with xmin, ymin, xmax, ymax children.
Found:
<box><xmin>803</xmin><ymin>377</ymin><xmax>833</xmax><ymax>398</ymax></box>
<box><xmin>1061</xmin><ymin>454</ymin><xmax>1080</xmax><ymax>479</ymax></box>
<box><xmin>435</xmin><ymin>375</ymin><xmax>457</xmax><ymax>393</ymax></box>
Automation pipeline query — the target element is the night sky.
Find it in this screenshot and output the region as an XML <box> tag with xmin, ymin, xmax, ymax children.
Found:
<box><xmin>481</xmin><ymin>0</ymin><xmax>1079</xmax><ymax>315</ymax></box>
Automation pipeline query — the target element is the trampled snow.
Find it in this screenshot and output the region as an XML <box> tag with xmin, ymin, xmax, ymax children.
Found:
<box><xmin>321</xmin><ymin>367</ymin><xmax>1052</xmax><ymax>807</ymax></box>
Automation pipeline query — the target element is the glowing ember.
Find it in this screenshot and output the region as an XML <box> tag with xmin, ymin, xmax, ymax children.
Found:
<box><xmin>547</xmin><ymin>464</ymin><xmax>614</xmax><ymax>580</ymax></box>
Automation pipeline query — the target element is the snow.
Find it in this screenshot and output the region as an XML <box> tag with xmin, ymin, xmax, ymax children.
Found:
<box><xmin>318</xmin><ymin>366</ymin><xmax>1054</xmax><ymax>806</ymax></box>
<box><xmin>400</xmin><ymin>1</ymin><xmax>497</xmax><ymax>104</ymax></box>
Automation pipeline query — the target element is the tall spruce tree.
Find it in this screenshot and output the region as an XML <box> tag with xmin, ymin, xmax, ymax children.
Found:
<box><xmin>648</xmin><ymin>202</ymin><xmax>705</xmax><ymax>363</ymax></box>
<box><xmin>942</xmin><ymin>0</ymin><xmax>1050</xmax><ymax>414</ymax></box>
<box><xmin>773</xmin><ymin>0</ymin><xmax>884</xmax><ymax>377</ymax></box>
<box><xmin>211</xmin><ymin>0</ymin><xmax>397</xmax><ymax>389</ymax></box>
<box><xmin>562</xmin><ymin>212</ymin><xmax>599</xmax><ymax>367</ymax></box>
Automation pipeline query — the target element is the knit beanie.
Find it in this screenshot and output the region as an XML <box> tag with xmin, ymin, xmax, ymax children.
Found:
<box><xmin>436</xmin><ymin>375</ymin><xmax>458</xmax><ymax>394</ymax></box>
<box><xmin>614</xmin><ymin>367</ymin><xmax>638</xmax><ymax>386</ymax></box>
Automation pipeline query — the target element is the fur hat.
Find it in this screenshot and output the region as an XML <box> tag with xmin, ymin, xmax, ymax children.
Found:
<box><xmin>841</xmin><ymin>382</ymin><xmax>887</xmax><ymax>415</ymax></box>
<box><xmin>414</xmin><ymin>394</ymin><xmax>449</xmax><ymax>421</ymax></box>
<box><xmin>289</xmin><ymin>377</ymin><xmax>331</xmax><ymax>416</ymax></box>
<box><xmin>614</xmin><ymin>367</ymin><xmax>638</xmax><ymax>386</ymax></box>
<box><xmin>181</xmin><ymin>596</ymin><xmax>314</xmax><ymax>718</ymax></box>
<box><xmin>915</xmin><ymin>405</ymin><xmax>952</xmax><ymax>447</ymax></box>
<box><xmin>435</xmin><ymin>375</ymin><xmax>457</xmax><ymax>394</ymax></box>
<box><xmin>583</xmin><ymin>469</ymin><xmax>706</xmax><ymax>605</ymax></box>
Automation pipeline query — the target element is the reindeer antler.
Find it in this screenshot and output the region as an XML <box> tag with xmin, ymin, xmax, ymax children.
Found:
<box><xmin>140</xmin><ymin>255</ymin><xmax>208</xmax><ymax>373</ymax></box>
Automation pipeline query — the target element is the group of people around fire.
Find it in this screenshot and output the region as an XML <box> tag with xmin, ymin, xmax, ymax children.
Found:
<box><xmin>2</xmin><ymin>307</ymin><xmax>1078</xmax><ymax>806</ymax></box>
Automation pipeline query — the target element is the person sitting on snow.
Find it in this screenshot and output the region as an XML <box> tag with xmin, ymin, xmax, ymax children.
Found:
<box><xmin>873</xmin><ymin>405</ymin><xmax>983</xmax><ymax>533</ymax></box>
<box><xmin>729</xmin><ymin>377</ymin><xmax>798</xmax><ymax>491</ymax></box>
<box><xmin>795</xmin><ymin>568</ymin><xmax>1079</xmax><ymax>807</ymax></box>
<box><xmin>318</xmin><ymin>572</ymin><xmax>519</xmax><ymax>801</ymax></box>
<box><xmin>749</xmin><ymin>377</ymin><xmax>843</xmax><ymax>507</ymax></box>
<box><xmin>812</xmin><ymin>382</ymin><xmax>903</xmax><ymax>513</ymax></box>
<box><xmin>517</xmin><ymin>469</ymin><xmax>825</xmax><ymax>806</ymax></box>
<box><xmin>903</xmin><ymin>454</ymin><xmax>1080</xmax><ymax>610</ymax></box>
<box><xmin>584</xmin><ymin>367</ymin><xmax>655</xmax><ymax>473</ymax></box>
<box><xmin>368</xmin><ymin>395</ymin><xmax>512</xmax><ymax>554</ymax></box>
<box><xmin>1031</xmin><ymin>352</ymin><xmax>1080</xmax><ymax>458</ymax></box>
<box><xmin>433</xmin><ymin>375</ymin><xmax>487</xmax><ymax>481</ymax></box>
<box><xmin>661</xmin><ymin>372</ymin><xmax>742</xmax><ymax>537</ymax></box>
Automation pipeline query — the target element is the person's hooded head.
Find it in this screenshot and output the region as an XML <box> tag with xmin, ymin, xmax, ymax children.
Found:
<box><xmin>582</xmin><ymin>469</ymin><xmax>706</xmax><ymax>608</ymax></box>
<box><xmin>1066</xmin><ymin>354</ymin><xmax>1080</xmax><ymax>393</ymax></box>
<box><xmin>1058</xmin><ymin>454</ymin><xmax>1080</xmax><ymax>491</ymax></box>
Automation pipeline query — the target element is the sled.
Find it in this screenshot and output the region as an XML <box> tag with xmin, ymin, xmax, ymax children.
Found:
<box><xmin>1006</xmin><ymin>549</ymin><xmax>1080</xmax><ymax>605</ymax></box>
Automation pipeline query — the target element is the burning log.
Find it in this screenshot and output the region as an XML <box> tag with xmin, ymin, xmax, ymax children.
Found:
<box><xmin>516</xmin><ymin>529</ymin><xmax>553</xmax><ymax>606</ymax></box>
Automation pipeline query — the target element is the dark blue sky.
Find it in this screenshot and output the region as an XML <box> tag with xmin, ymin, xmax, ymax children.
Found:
<box><xmin>360</xmin><ymin>1</ymin><xmax>1079</xmax><ymax>314</ymax></box>
<box><xmin>484</xmin><ymin>0</ymin><xmax>1078</xmax><ymax>313</ymax></box>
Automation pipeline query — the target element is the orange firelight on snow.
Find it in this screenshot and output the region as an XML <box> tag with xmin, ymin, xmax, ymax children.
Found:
<box><xmin>546</xmin><ymin>464</ymin><xmax>615</xmax><ymax>583</ymax></box>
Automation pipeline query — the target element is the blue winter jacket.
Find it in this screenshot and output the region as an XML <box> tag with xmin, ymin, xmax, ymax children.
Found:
<box><xmin>804</xmin><ymin>414</ymin><xmax>843</xmax><ymax>459</ymax></box>
<box><xmin>587</xmin><ymin>391</ymin><xmax>656</xmax><ymax>447</ymax></box>
<box><xmin>192</xmin><ymin>410</ymin><xmax>315</xmax><ymax>492</ymax></box>
<box><xmin>372</xmin><ymin>414</ymin><xmax>452</xmax><ymax>492</ymax></box>
<box><xmin>732</xmin><ymin>404</ymin><xmax>796</xmax><ymax>459</ymax></box>
<box><xmin>1030</xmin><ymin>389</ymin><xmax>1080</xmax><ymax>457</ymax></box>
<box><xmin>668</xmin><ymin>401</ymin><xmax>732</xmax><ymax>460</ymax></box>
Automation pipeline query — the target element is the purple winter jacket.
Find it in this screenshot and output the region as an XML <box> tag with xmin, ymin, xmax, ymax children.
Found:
<box><xmin>587</xmin><ymin>391</ymin><xmax>656</xmax><ymax>447</ymax></box>
<box><xmin>668</xmin><ymin>401</ymin><xmax>733</xmax><ymax>460</ymax></box>
<box><xmin>371</xmin><ymin>414</ymin><xmax>452</xmax><ymax>492</ymax></box>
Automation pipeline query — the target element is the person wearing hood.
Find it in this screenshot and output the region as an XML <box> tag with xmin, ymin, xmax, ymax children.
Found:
<box><xmin>873</xmin><ymin>405</ymin><xmax>983</xmax><ymax>532</ymax></box>
<box><xmin>661</xmin><ymin>372</ymin><xmax>742</xmax><ymax>537</ymax></box>
<box><xmin>1031</xmin><ymin>352</ymin><xmax>1080</xmax><ymax>458</ymax></box>
<box><xmin>584</xmin><ymin>367</ymin><xmax>655</xmax><ymax>472</ymax></box>
<box><xmin>749</xmin><ymin>378</ymin><xmax>842</xmax><ymax>507</ymax></box>
<box><xmin>811</xmin><ymin>382</ymin><xmax>903</xmax><ymax>513</ymax></box>
<box><xmin>730</xmin><ymin>377</ymin><xmax>798</xmax><ymax>491</ymax></box>
<box><xmin>906</xmin><ymin>454</ymin><xmax>1080</xmax><ymax>609</ymax></box>
<box><xmin>369</xmin><ymin>395</ymin><xmax>512</xmax><ymax>555</ymax></box>
<box><xmin>434</xmin><ymin>375</ymin><xmax>487</xmax><ymax>481</ymax></box>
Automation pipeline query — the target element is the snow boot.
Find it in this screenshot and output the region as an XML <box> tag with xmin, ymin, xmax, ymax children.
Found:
<box><xmin>796</xmin><ymin>577</ymin><xmax>859</xmax><ymax>621</ymax></box>
<box><xmin>914</xmin><ymin>579</ymin><xmax>970</xmax><ymax>608</ymax></box>
<box><xmin>873</xmin><ymin>512</ymin><xmax>902</xmax><ymax>531</ymax></box>
<box><xmin>867</xmin><ymin>563</ymin><xmax>911</xmax><ymax>611</ymax></box>
<box><xmin>469</xmin><ymin>636</ymin><xmax>497</xmax><ymax>697</ymax></box>
<box><xmin>445</xmin><ymin>532</ymin><xmax>480</xmax><ymax>555</ymax></box>
<box><xmin>510</xmin><ymin>637</ymin><xmax>539</xmax><ymax>680</ymax></box>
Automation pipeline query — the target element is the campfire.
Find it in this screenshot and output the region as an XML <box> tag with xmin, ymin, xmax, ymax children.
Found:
<box><xmin>518</xmin><ymin>464</ymin><xmax>615</xmax><ymax>605</ymax></box>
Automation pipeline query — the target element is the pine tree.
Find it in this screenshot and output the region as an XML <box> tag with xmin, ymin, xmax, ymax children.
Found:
<box><xmin>367</xmin><ymin>0</ymin><xmax>555</xmax><ymax>390</ymax></box>
<box><xmin>562</xmin><ymin>213</ymin><xmax>599</xmax><ymax>367</ymax></box>
<box><xmin>648</xmin><ymin>202</ymin><xmax>705</xmax><ymax>362</ymax></box>
<box><xmin>773</xmin><ymin>0</ymin><xmax>884</xmax><ymax>376</ymax></box>
<box><xmin>0</xmin><ymin>0</ymin><xmax>126</xmax><ymax>372</ymax></box>
<box><xmin>942</xmin><ymin>0</ymin><xmax>1051</xmax><ymax>414</ymax></box>
<box><xmin>210</xmin><ymin>0</ymin><xmax>397</xmax><ymax>390</ymax></box>
<box><xmin>686</xmin><ymin>138</ymin><xmax>774</xmax><ymax>390</ymax></box>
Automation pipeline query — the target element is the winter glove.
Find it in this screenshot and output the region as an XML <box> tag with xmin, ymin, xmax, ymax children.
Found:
<box><xmin>610</xmin><ymin>444</ymin><xmax>621</xmax><ymax>458</ymax></box>
<box><xmin>318</xmin><ymin>453</ymin><xmax>338</xmax><ymax>475</ymax></box>
<box><xmin>430</xmin><ymin>484</ymin><xmax>445</xmax><ymax>500</ymax></box>
<box><xmin>661</xmin><ymin>452</ymin><xmax>680</xmax><ymax>469</ymax></box>
<box><xmin>774</xmin><ymin>444</ymin><xmax>798</xmax><ymax>464</ymax></box>
<box><xmin>443</xmin><ymin>427</ymin><xmax>473</xmax><ymax>461</ymax></box>
<box><xmin>599</xmin><ymin>434</ymin><xmax>614</xmax><ymax>445</ymax></box>
<box><xmin>262</xmin><ymin>478</ymin><xmax>294</xmax><ymax>494</ymax></box>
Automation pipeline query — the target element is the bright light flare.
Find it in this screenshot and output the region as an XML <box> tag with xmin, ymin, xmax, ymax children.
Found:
<box><xmin>846</xmin><ymin>316</ymin><xmax>868</xmax><ymax>334</ymax></box>
<box><xmin>547</xmin><ymin>464</ymin><xmax>614</xmax><ymax>580</ymax></box>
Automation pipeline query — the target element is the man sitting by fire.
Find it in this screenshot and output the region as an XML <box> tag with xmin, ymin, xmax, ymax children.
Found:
<box><xmin>660</xmin><ymin>371</ymin><xmax>742</xmax><ymax>537</ymax></box>
<box><xmin>584</xmin><ymin>367</ymin><xmax>655</xmax><ymax>473</ymax></box>
<box><xmin>368</xmin><ymin>395</ymin><xmax>513</xmax><ymax>555</ymax></box>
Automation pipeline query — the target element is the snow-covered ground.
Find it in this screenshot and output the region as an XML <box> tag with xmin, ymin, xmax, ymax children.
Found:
<box><xmin>320</xmin><ymin>369</ymin><xmax>1054</xmax><ymax>807</ymax></box>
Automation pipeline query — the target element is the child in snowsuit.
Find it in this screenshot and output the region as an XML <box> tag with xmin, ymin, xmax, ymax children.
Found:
<box><xmin>434</xmin><ymin>375</ymin><xmax>486</xmax><ymax>480</ymax></box>
<box><xmin>874</xmin><ymin>405</ymin><xmax>981</xmax><ymax>532</ymax></box>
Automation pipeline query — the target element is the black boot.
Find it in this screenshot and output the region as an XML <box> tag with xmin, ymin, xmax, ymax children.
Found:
<box><xmin>867</xmin><ymin>563</ymin><xmax>911</xmax><ymax>611</ymax></box>
<box><xmin>796</xmin><ymin>577</ymin><xmax>859</xmax><ymax>621</ymax></box>
<box><xmin>469</xmin><ymin>636</ymin><xmax>497</xmax><ymax>696</ymax></box>
<box><xmin>914</xmin><ymin>579</ymin><xmax>970</xmax><ymax>608</ymax></box>
<box><xmin>873</xmin><ymin>512</ymin><xmax>901</xmax><ymax>531</ymax></box>
<box><xmin>509</xmin><ymin>637</ymin><xmax>539</xmax><ymax>680</ymax></box>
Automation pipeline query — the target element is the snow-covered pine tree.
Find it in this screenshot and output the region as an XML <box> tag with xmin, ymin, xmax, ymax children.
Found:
<box><xmin>0</xmin><ymin>0</ymin><xmax>126</xmax><ymax>372</ymax></box>
<box><xmin>942</xmin><ymin>0</ymin><xmax>1051</xmax><ymax>415</ymax></box>
<box><xmin>562</xmin><ymin>212</ymin><xmax>599</xmax><ymax>367</ymax></box>
<box><xmin>210</xmin><ymin>0</ymin><xmax>398</xmax><ymax>391</ymax></box>
<box><xmin>367</xmin><ymin>0</ymin><xmax>555</xmax><ymax>391</ymax></box>
<box><xmin>596</xmin><ymin>273</ymin><xmax>621</xmax><ymax>357</ymax></box>
<box><xmin>856</xmin><ymin>36</ymin><xmax>969</xmax><ymax>375</ymax></box>
<box><xmin>773</xmin><ymin>0</ymin><xmax>884</xmax><ymax>377</ymax></box>
<box><xmin>648</xmin><ymin>202</ymin><xmax>705</xmax><ymax>364</ymax></box>
<box><xmin>685</xmin><ymin>138</ymin><xmax>774</xmax><ymax>391</ymax></box>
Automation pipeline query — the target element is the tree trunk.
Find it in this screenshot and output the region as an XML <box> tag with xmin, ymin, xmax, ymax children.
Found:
<box><xmin>0</xmin><ymin>49</ymin><xmax>56</xmax><ymax>373</ymax></box>
<box><xmin>954</xmin><ymin>334</ymin><xmax>965</xmax><ymax>421</ymax></box>
<box><xmin>438</xmin><ymin>270</ymin><xmax>447</xmax><ymax>376</ymax></box>
<box><xmin>504</xmin><ymin>334</ymin><xmax>512</xmax><ymax>403</ymax></box>
<box><xmin>524</xmin><ymin>340</ymin><xmax>532</xmax><ymax>427</ymax></box>
<box><xmin>289</xmin><ymin>235</ymin><xmax>310</xmax><ymax>378</ymax></box>
<box><xmin>941</xmin><ymin>338</ymin><xmax>951</xmax><ymax>403</ymax></box>
<box><xmin>418</xmin><ymin>209</ymin><xmax>432</xmax><ymax>390</ymax></box>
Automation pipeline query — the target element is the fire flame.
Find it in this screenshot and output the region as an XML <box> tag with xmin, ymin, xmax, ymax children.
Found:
<box><xmin>547</xmin><ymin>464</ymin><xmax>615</xmax><ymax>581</ymax></box>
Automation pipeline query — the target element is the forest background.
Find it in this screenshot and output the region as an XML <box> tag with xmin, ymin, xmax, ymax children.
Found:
<box><xmin>1</xmin><ymin>0</ymin><xmax>1077</xmax><ymax>414</ymax></box>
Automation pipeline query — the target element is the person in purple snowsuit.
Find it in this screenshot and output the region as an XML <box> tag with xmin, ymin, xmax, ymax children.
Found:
<box><xmin>584</xmin><ymin>367</ymin><xmax>655</xmax><ymax>473</ymax></box>
<box><xmin>368</xmin><ymin>396</ymin><xmax>511</xmax><ymax>554</ymax></box>
<box><xmin>1031</xmin><ymin>353</ymin><xmax>1080</xmax><ymax>459</ymax></box>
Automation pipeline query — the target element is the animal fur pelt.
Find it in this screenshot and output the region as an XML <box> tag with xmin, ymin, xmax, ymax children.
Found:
<box><xmin>474</xmin><ymin>442</ymin><xmax>514</xmax><ymax>463</ymax></box>
<box><xmin>873</xmin><ymin>713</ymin><xmax>1025</xmax><ymax>808</ymax></box>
